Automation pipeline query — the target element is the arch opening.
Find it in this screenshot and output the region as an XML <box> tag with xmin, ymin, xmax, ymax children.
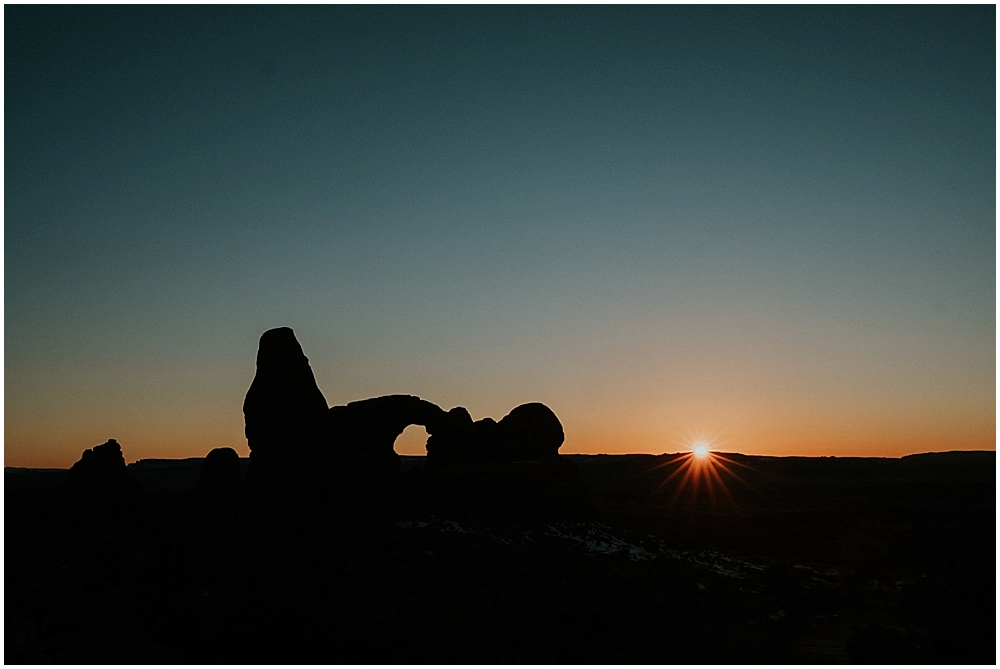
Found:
<box><xmin>394</xmin><ymin>423</ymin><xmax>430</xmax><ymax>457</ymax></box>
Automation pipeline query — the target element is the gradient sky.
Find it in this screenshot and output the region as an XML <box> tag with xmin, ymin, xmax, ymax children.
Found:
<box><xmin>6</xmin><ymin>5</ymin><xmax>995</xmax><ymax>467</ymax></box>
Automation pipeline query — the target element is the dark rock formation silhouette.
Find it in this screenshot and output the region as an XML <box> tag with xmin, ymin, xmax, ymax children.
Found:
<box><xmin>326</xmin><ymin>394</ymin><xmax>446</xmax><ymax>489</ymax></box>
<box><xmin>242</xmin><ymin>326</ymin><xmax>588</xmax><ymax>512</ymax></box>
<box><xmin>423</xmin><ymin>408</ymin><xmax>489</xmax><ymax>466</ymax></box>
<box><xmin>63</xmin><ymin>438</ymin><xmax>142</xmax><ymax>507</ymax></box>
<box><xmin>195</xmin><ymin>447</ymin><xmax>242</xmax><ymax>498</ymax></box>
<box><xmin>243</xmin><ymin>327</ymin><xmax>329</xmax><ymax>497</ymax></box>
<box><xmin>424</xmin><ymin>402</ymin><xmax>566</xmax><ymax>468</ymax></box>
<box><xmin>424</xmin><ymin>404</ymin><xmax>587</xmax><ymax>516</ymax></box>
<box><xmin>498</xmin><ymin>402</ymin><xmax>565</xmax><ymax>458</ymax></box>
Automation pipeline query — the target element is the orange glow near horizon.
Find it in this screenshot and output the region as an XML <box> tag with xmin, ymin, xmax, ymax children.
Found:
<box><xmin>4</xmin><ymin>302</ymin><xmax>994</xmax><ymax>470</ymax></box>
<box><xmin>4</xmin><ymin>423</ymin><xmax>997</xmax><ymax>469</ymax></box>
<box><xmin>3</xmin><ymin>398</ymin><xmax>996</xmax><ymax>469</ymax></box>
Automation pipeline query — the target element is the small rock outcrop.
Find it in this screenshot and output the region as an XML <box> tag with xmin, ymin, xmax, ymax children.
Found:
<box><xmin>195</xmin><ymin>447</ymin><xmax>242</xmax><ymax>498</ymax></box>
<box><xmin>63</xmin><ymin>438</ymin><xmax>142</xmax><ymax>507</ymax></box>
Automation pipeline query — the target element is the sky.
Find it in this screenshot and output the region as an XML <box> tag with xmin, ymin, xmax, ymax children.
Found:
<box><xmin>5</xmin><ymin>5</ymin><xmax>995</xmax><ymax>467</ymax></box>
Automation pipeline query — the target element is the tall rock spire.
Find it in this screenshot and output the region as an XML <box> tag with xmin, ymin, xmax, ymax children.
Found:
<box><xmin>243</xmin><ymin>327</ymin><xmax>328</xmax><ymax>494</ymax></box>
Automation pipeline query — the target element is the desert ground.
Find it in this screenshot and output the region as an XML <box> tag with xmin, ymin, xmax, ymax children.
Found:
<box><xmin>5</xmin><ymin>449</ymin><xmax>994</xmax><ymax>664</ymax></box>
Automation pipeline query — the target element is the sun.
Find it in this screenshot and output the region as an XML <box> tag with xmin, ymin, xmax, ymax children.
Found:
<box><xmin>649</xmin><ymin>436</ymin><xmax>762</xmax><ymax>510</ymax></box>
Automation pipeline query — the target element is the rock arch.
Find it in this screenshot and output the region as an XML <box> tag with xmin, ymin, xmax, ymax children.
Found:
<box><xmin>324</xmin><ymin>394</ymin><xmax>447</xmax><ymax>485</ymax></box>
<box><xmin>242</xmin><ymin>327</ymin><xmax>572</xmax><ymax>502</ymax></box>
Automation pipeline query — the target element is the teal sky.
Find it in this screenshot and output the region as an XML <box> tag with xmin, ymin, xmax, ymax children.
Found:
<box><xmin>6</xmin><ymin>6</ymin><xmax>995</xmax><ymax>466</ymax></box>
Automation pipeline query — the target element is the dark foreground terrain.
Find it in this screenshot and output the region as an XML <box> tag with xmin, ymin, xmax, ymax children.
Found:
<box><xmin>6</xmin><ymin>450</ymin><xmax>994</xmax><ymax>664</ymax></box>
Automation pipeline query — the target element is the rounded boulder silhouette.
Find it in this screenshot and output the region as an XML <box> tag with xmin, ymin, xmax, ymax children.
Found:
<box><xmin>497</xmin><ymin>403</ymin><xmax>565</xmax><ymax>458</ymax></box>
<box><xmin>195</xmin><ymin>447</ymin><xmax>242</xmax><ymax>498</ymax></box>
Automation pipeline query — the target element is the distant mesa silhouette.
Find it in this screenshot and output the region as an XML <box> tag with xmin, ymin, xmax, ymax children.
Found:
<box><xmin>63</xmin><ymin>438</ymin><xmax>142</xmax><ymax>507</ymax></box>
<box><xmin>243</xmin><ymin>326</ymin><xmax>588</xmax><ymax>511</ymax></box>
<box><xmin>195</xmin><ymin>447</ymin><xmax>242</xmax><ymax>499</ymax></box>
